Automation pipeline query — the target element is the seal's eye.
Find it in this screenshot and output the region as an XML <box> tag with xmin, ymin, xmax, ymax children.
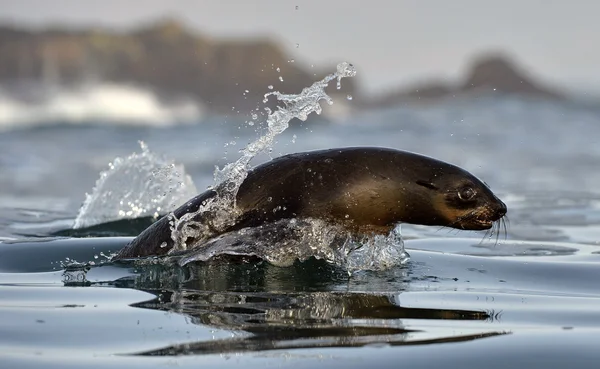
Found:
<box><xmin>458</xmin><ymin>187</ymin><xmax>476</xmax><ymax>201</ymax></box>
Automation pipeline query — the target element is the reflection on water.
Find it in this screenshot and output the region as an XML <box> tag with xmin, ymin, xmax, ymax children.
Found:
<box><xmin>63</xmin><ymin>257</ymin><xmax>504</xmax><ymax>356</ymax></box>
<box><xmin>2</xmin><ymin>225</ymin><xmax>600</xmax><ymax>367</ymax></box>
<box><xmin>131</xmin><ymin>291</ymin><xmax>503</xmax><ymax>356</ymax></box>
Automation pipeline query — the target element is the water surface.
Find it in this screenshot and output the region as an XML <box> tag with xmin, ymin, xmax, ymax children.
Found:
<box><xmin>1</xmin><ymin>95</ymin><xmax>600</xmax><ymax>367</ymax></box>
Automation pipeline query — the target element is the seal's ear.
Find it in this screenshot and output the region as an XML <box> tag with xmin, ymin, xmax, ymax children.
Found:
<box><xmin>416</xmin><ymin>180</ymin><xmax>438</xmax><ymax>190</ymax></box>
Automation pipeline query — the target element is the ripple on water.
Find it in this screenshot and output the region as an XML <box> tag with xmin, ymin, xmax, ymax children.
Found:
<box><xmin>1</xmin><ymin>232</ymin><xmax>600</xmax><ymax>367</ymax></box>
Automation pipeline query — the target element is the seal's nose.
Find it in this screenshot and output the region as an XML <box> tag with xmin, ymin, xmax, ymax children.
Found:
<box><xmin>494</xmin><ymin>200</ymin><xmax>507</xmax><ymax>219</ymax></box>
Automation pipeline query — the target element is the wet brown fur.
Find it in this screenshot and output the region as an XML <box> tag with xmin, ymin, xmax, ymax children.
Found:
<box><xmin>114</xmin><ymin>147</ymin><xmax>506</xmax><ymax>259</ymax></box>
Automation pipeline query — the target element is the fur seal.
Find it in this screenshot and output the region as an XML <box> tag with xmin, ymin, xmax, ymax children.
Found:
<box><xmin>114</xmin><ymin>147</ymin><xmax>507</xmax><ymax>259</ymax></box>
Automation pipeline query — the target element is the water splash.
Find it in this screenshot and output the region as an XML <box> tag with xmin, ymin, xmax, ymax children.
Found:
<box><xmin>177</xmin><ymin>219</ymin><xmax>409</xmax><ymax>273</ymax></box>
<box><xmin>73</xmin><ymin>141</ymin><xmax>197</xmax><ymax>229</ymax></box>
<box><xmin>168</xmin><ymin>62</ymin><xmax>357</xmax><ymax>253</ymax></box>
<box><xmin>343</xmin><ymin>225</ymin><xmax>409</xmax><ymax>272</ymax></box>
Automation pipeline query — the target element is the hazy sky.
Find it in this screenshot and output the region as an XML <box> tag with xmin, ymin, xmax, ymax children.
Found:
<box><xmin>3</xmin><ymin>0</ymin><xmax>600</xmax><ymax>93</ymax></box>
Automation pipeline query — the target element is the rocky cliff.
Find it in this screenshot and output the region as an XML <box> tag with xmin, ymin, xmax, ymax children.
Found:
<box><xmin>362</xmin><ymin>53</ymin><xmax>565</xmax><ymax>109</ymax></box>
<box><xmin>0</xmin><ymin>19</ymin><xmax>356</xmax><ymax>113</ymax></box>
<box><xmin>0</xmin><ymin>20</ymin><xmax>568</xmax><ymax>114</ymax></box>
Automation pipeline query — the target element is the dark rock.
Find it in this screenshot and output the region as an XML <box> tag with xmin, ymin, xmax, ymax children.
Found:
<box><xmin>360</xmin><ymin>52</ymin><xmax>565</xmax><ymax>109</ymax></box>
<box><xmin>0</xmin><ymin>19</ymin><xmax>357</xmax><ymax>113</ymax></box>
<box><xmin>460</xmin><ymin>54</ymin><xmax>563</xmax><ymax>99</ymax></box>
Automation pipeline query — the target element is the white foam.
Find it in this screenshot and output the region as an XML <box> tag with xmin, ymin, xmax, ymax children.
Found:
<box><xmin>0</xmin><ymin>83</ymin><xmax>204</xmax><ymax>130</ymax></box>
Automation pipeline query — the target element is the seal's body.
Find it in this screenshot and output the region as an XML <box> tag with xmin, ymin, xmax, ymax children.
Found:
<box><xmin>114</xmin><ymin>147</ymin><xmax>506</xmax><ymax>259</ymax></box>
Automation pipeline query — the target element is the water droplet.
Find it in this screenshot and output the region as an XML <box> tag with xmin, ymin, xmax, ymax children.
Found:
<box><xmin>163</xmin><ymin>63</ymin><xmax>356</xmax><ymax>257</ymax></box>
<box><xmin>268</xmin><ymin>85</ymin><xmax>274</xmax><ymax>90</ymax></box>
<box><xmin>295</xmin><ymin>43</ymin><xmax>299</xmax><ymax>48</ymax></box>
<box><xmin>276</xmin><ymin>67</ymin><xmax>281</xmax><ymax>72</ymax></box>
<box><xmin>291</xmin><ymin>134</ymin><xmax>297</xmax><ymax>143</ymax></box>
<box><xmin>345</xmin><ymin>214</ymin><xmax>350</xmax><ymax>219</ymax></box>
<box><xmin>279</xmin><ymin>76</ymin><xmax>284</xmax><ymax>82</ymax></box>
<box><xmin>346</xmin><ymin>94</ymin><xmax>353</xmax><ymax>100</ymax></box>
<box><xmin>295</xmin><ymin>5</ymin><xmax>299</xmax><ymax>10</ymax></box>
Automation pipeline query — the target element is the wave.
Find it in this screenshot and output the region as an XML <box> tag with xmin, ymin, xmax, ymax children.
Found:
<box><xmin>0</xmin><ymin>83</ymin><xmax>205</xmax><ymax>130</ymax></box>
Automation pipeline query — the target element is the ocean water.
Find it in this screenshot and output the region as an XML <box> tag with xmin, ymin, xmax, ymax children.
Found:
<box><xmin>1</xmin><ymin>89</ymin><xmax>600</xmax><ymax>367</ymax></box>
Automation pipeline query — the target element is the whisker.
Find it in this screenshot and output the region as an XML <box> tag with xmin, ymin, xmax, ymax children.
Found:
<box><xmin>435</xmin><ymin>226</ymin><xmax>446</xmax><ymax>233</ymax></box>
<box><xmin>480</xmin><ymin>226</ymin><xmax>491</xmax><ymax>245</ymax></box>
<box><xmin>494</xmin><ymin>221</ymin><xmax>500</xmax><ymax>246</ymax></box>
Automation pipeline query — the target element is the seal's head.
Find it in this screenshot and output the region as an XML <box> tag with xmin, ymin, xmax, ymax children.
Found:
<box><xmin>306</xmin><ymin>148</ymin><xmax>507</xmax><ymax>235</ymax></box>
<box><xmin>413</xmin><ymin>168</ymin><xmax>507</xmax><ymax>231</ymax></box>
